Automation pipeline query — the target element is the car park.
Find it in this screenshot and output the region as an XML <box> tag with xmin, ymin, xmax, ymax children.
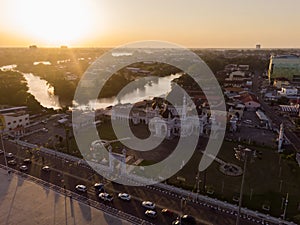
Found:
<box><xmin>99</xmin><ymin>192</ymin><xmax>113</xmax><ymax>202</ymax></box>
<box><xmin>142</xmin><ymin>201</ymin><xmax>155</xmax><ymax>209</ymax></box>
<box><xmin>145</xmin><ymin>210</ymin><xmax>157</xmax><ymax>218</ymax></box>
<box><xmin>118</xmin><ymin>193</ymin><xmax>131</xmax><ymax>201</ymax></box>
<box><xmin>19</xmin><ymin>165</ymin><xmax>28</xmax><ymax>171</ymax></box>
<box><xmin>75</xmin><ymin>184</ymin><xmax>87</xmax><ymax>192</ymax></box>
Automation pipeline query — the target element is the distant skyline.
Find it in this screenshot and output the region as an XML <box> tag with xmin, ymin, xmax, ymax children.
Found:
<box><xmin>1</xmin><ymin>0</ymin><xmax>300</xmax><ymax>48</ymax></box>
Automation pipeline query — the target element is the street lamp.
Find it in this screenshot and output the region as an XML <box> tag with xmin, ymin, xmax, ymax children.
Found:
<box><xmin>234</xmin><ymin>146</ymin><xmax>255</xmax><ymax>225</ymax></box>
<box><xmin>0</xmin><ymin>129</ymin><xmax>11</xmax><ymax>177</ymax></box>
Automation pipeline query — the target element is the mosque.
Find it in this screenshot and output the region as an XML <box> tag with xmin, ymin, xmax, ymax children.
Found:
<box><xmin>111</xmin><ymin>96</ymin><xmax>209</xmax><ymax>139</ymax></box>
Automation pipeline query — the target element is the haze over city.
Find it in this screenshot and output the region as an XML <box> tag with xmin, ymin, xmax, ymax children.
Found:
<box><xmin>1</xmin><ymin>0</ymin><xmax>300</xmax><ymax>48</ymax></box>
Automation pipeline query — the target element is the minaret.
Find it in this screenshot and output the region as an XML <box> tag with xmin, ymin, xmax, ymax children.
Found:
<box><xmin>182</xmin><ymin>95</ymin><xmax>187</xmax><ymax>120</ymax></box>
<box><xmin>121</xmin><ymin>148</ymin><xmax>126</xmax><ymax>175</ymax></box>
<box><xmin>278</xmin><ymin>123</ymin><xmax>284</xmax><ymax>152</ymax></box>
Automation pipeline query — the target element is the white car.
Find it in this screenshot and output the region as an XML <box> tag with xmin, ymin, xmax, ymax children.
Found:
<box><xmin>99</xmin><ymin>192</ymin><xmax>113</xmax><ymax>202</ymax></box>
<box><xmin>0</xmin><ymin>150</ymin><xmax>4</xmax><ymax>154</ymax></box>
<box><xmin>145</xmin><ymin>210</ymin><xmax>157</xmax><ymax>218</ymax></box>
<box><xmin>75</xmin><ymin>184</ymin><xmax>87</xmax><ymax>192</ymax></box>
<box><xmin>6</xmin><ymin>152</ymin><xmax>14</xmax><ymax>158</ymax></box>
<box><xmin>8</xmin><ymin>159</ymin><xmax>17</xmax><ymax>165</ymax></box>
<box><xmin>118</xmin><ymin>193</ymin><xmax>131</xmax><ymax>201</ymax></box>
<box><xmin>42</xmin><ymin>166</ymin><xmax>50</xmax><ymax>172</ymax></box>
<box><xmin>20</xmin><ymin>165</ymin><xmax>28</xmax><ymax>171</ymax></box>
<box><xmin>142</xmin><ymin>201</ymin><xmax>155</xmax><ymax>209</ymax></box>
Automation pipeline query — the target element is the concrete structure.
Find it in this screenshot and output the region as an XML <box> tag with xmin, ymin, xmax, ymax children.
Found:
<box><xmin>256</xmin><ymin>44</ymin><xmax>261</xmax><ymax>50</ymax></box>
<box><xmin>268</xmin><ymin>55</ymin><xmax>300</xmax><ymax>83</ymax></box>
<box><xmin>0</xmin><ymin>106</ymin><xmax>29</xmax><ymax>137</ymax></box>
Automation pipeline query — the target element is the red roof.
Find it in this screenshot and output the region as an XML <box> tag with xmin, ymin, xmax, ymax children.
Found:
<box><xmin>240</xmin><ymin>93</ymin><xmax>259</xmax><ymax>104</ymax></box>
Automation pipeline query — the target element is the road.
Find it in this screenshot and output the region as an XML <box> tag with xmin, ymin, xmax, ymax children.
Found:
<box><xmin>0</xmin><ymin>139</ymin><xmax>263</xmax><ymax>225</ymax></box>
<box><xmin>252</xmin><ymin>72</ymin><xmax>300</xmax><ymax>152</ymax></box>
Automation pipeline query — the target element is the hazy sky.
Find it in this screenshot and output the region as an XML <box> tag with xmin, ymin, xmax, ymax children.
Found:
<box><xmin>1</xmin><ymin>0</ymin><xmax>300</xmax><ymax>48</ymax></box>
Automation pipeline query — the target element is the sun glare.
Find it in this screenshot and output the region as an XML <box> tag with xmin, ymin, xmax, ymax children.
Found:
<box><xmin>11</xmin><ymin>0</ymin><xmax>97</xmax><ymax>45</ymax></box>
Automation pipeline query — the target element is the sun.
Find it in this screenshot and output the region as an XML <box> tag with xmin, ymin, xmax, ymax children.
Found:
<box><xmin>11</xmin><ymin>0</ymin><xmax>97</xmax><ymax>45</ymax></box>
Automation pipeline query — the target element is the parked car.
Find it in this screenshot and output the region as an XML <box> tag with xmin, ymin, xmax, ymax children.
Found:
<box><xmin>8</xmin><ymin>159</ymin><xmax>17</xmax><ymax>165</ymax></box>
<box><xmin>42</xmin><ymin>166</ymin><xmax>50</xmax><ymax>172</ymax></box>
<box><xmin>19</xmin><ymin>165</ymin><xmax>28</xmax><ymax>171</ymax></box>
<box><xmin>94</xmin><ymin>183</ymin><xmax>104</xmax><ymax>191</ymax></box>
<box><xmin>6</xmin><ymin>152</ymin><xmax>14</xmax><ymax>158</ymax></box>
<box><xmin>23</xmin><ymin>158</ymin><xmax>32</xmax><ymax>164</ymax></box>
<box><xmin>42</xmin><ymin>128</ymin><xmax>48</xmax><ymax>132</ymax></box>
<box><xmin>99</xmin><ymin>192</ymin><xmax>113</xmax><ymax>202</ymax></box>
<box><xmin>180</xmin><ymin>215</ymin><xmax>196</xmax><ymax>225</ymax></box>
<box><xmin>0</xmin><ymin>149</ymin><xmax>4</xmax><ymax>154</ymax></box>
<box><xmin>75</xmin><ymin>184</ymin><xmax>87</xmax><ymax>192</ymax></box>
<box><xmin>145</xmin><ymin>210</ymin><xmax>157</xmax><ymax>218</ymax></box>
<box><xmin>142</xmin><ymin>201</ymin><xmax>155</xmax><ymax>209</ymax></box>
<box><xmin>118</xmin><ymin>193</ymin><xmax>131</xmax><ymax>201</ymax></box>
<box><xmin>161</xmin><ymin>208</ymin><xmax>175</xmax><ymax>217</ymax></box>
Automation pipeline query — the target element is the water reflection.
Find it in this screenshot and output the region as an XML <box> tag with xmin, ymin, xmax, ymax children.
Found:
<box><xmin>78</xmin><ymin>73</ymin><xmax>181</xmax><ymax>110</ymax></box>
<box><xmin>23</xmin><ymin>73</ymin><xmax>61</xmax><ymax>110</ymax></box>
<box><xmin>33</xmin><ymin>61</ymin><xmax>51</xmax><ymax>66</ymax></box>
<box><xmin>0</xmin><ymin>64</ymin><xmax>17</xmax><ymax>71</ymax></box>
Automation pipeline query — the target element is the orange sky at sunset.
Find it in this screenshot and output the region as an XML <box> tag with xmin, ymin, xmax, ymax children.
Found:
<box><xmin>1</xmin><ymin>0</ymin><xmax>300</xmax><ymax>48</ymax></box>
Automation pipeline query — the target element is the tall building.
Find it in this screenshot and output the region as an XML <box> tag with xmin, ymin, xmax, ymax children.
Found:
<box><xmin>268</xmin><ymin>55</ymin><xmax>300</xmax><ymax>83</ymax></box>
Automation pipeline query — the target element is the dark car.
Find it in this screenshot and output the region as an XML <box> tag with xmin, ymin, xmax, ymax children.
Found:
<box><xmin>161</xmin><ymin>208</ymin><xmax>176</xmax><ymax>217</ymax></box>
<box><xmin>181</xmin><ymin>215</ymin><xmax>196</xmax><ymax>225</ymax></box>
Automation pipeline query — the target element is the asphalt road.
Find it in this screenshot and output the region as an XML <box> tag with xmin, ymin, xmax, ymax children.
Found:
<box><xmin>0</xmin><ymin>140</ymin><xmax>262</xmax><ymax>225</ymax></box>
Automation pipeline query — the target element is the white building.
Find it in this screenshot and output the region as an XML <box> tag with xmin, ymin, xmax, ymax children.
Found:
<box><xmin>0</xmin><ymin>107</ymin><xmax>29</xmax><ymax>137</ymax></box>
<box><xmin>111</xmin><ymin>96</ymin><xmax>208</xmax><ymax>139</ymax></box>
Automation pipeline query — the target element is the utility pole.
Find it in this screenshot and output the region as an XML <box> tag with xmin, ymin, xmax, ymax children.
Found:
<box><xmin>283</xmin><ymin>193</ymin><xmax>289</xmax><ymax>220</ymax></box>
<box><xmin>234</xmin><ymin>147</ymin><xmax>255</xmax><ymax>225</ymax></box>
<box><xmin>0</xmin><ymin>131</ymin><xmax>10</xmax><ymax>178</ymax></box>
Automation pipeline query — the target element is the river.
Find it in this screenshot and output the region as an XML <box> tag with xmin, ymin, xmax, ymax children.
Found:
<box><xmin>0</xmin><ymin>64</ymin><xmax>180</xmax><ymax>110</ymax></box>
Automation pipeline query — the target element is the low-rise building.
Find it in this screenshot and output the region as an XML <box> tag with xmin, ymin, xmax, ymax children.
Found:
<box><xmin>239</xmin><ymin>93</ymin><xmax>261</xmax><ymax>111</ymax></box>
<box><xmin>0</xmin><ymin>106</ymin><xmax>29</xmax><ymax>137</ymax></box>
<box><xmin>278</xmin><ymin>86</ymin><xmax>298</xmax><ymax>96</ymax></box>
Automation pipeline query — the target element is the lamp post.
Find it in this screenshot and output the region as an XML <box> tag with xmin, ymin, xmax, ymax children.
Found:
<box><xmin>0</xmin><ymin>131</ymin><xmax>10</xmax><ymax>177</ymax></box>
<box><xmin>234</xmin><ymin>146</ymin><xmax>255</xmax><ymax>225</ymax></box>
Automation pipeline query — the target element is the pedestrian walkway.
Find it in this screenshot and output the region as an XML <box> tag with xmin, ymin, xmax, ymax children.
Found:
<box><xmin>0</xmin><ymin>168</ymin><xmax>130</xmax><ymax>225</ymax></box>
